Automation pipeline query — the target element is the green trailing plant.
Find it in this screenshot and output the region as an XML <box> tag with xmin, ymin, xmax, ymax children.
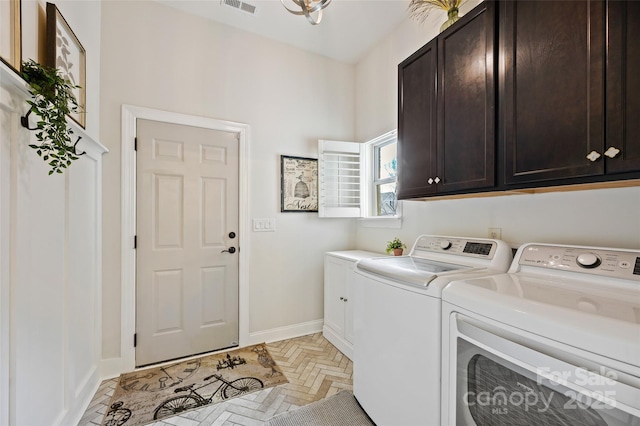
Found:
<box><xmin>20</xmin><ymin>59</ymin><xmax>84</xmax><ymax>175</ymax></box>
<box><xmin>386</xmin><ymin>237</ymin><xmax>407</xmax><ymax>253</ymax></box>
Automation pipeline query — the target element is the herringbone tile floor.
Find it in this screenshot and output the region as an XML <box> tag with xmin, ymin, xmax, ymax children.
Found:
<box><xmin>79</xmin><ymin>333</ymin><xmax>353</xmax><ymax>426</ymax></box>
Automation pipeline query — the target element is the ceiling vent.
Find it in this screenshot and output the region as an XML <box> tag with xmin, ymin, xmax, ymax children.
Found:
<box><xmin>221</xmin><ymin>0</ymin><xmax>257</xmax><ymax>15</ymax></box>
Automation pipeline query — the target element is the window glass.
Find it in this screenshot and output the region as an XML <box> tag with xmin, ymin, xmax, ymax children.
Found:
<box><xmin>377</xmin><ymin>143</ymin><xmax>397</xmax><ymax>180</ymax></box>
<box><xmin>376</xmin><ymin>182</ymin><xmax>397</xmax><ymax>215</ymax></box>
<box><xmin>373</xmin><ymin>139</ymin><xmax>397</xmax><ymax>216</ymax></box>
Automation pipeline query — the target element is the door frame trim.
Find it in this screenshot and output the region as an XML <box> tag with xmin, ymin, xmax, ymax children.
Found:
<box><xmin>120</xmin><ymin>104</ymin><xmax>250</xmax><ymax>371</ymax></box>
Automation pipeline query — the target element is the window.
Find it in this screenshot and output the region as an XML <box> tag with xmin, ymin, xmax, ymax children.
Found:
<box><xmin>371</xmin><ymin>132</ymin><xmax>398</xmax><ymax>216</ymax></box>
<box><xmin>319</xmin><ymin>130</ymin><xmax>399</xmax><ymax>224</ymax></box>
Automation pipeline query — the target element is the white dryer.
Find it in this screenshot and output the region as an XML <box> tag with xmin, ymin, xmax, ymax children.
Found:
<box><xmin>353</xmin><ymin>235</ymin><xmax>513</xmax><ymax>426</ymax></box>
<box><xmin>441</xmin><ymin>243</ymin><xmax>640</xmax><ymax>426</ymax></box>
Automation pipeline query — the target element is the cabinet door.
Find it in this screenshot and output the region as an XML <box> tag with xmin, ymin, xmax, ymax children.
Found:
<box><xmin>343</xmin><ymin>265</ymin><xmax>356</xmax><ymax>344</ymax></box>
<box><xmin>398</xmin><ymin>39</ymin><xmax>438</xmax><ymax>199</ymax></box>
<box><xmin>324</xmin><ymin>256</ymin><xmax>346</xmax><ymax>336</ymax></box>
<box><xmin>501</xmin><ymin>0</ymin><xmax>605</xmax><ymax>185</ymax></box>
<box><xmin>437</xmin><ymin>1</ymin><xmax>496</xmax><ymax>193</ymax></box>
<box><xmin>606</xmin><ymin>1</ymin><xmax>640</xmax><ymax>174</ymax></box>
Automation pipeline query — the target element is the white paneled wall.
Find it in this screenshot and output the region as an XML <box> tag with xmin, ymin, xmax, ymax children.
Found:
<box><xmin>0</xmin><ymin>62</ymin><xmax>107</xmax><ymax>425</ymax></box>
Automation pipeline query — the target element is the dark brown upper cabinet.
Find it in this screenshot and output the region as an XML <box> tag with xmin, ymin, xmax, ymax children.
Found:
<box><xmin>398</xmin><ymin>39</ymin><xmax>438</xmax><ymax>199</ymax></box>
<box><xmin>437</xmin><ymin>1</ymin><xmax>496</xmax><ymax>193</ymax></box>
<box><xmin>500</xmin><ymin>0</ymin><xmax>606</xmax><ymax>185</ymax></box>
<box><xmin>398</xmin><ymin>1</ymin><xmax>639</xmax><ymax>200</ymax></box>
<box><xmin>398</xmin><ymin>1</ymin><xmax>496</xmax><ymax>199</ymax></box>
<box><xmin>606</xmin><ymin>0</ymin><xmax>640</xmax><ymax>174</ymax></box>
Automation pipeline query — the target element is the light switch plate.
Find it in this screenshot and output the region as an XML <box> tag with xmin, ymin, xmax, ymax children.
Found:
<box><xmin>253</xmin><ymin>218</ymin><xmax>276</xmax><ymax>232</ymax></box>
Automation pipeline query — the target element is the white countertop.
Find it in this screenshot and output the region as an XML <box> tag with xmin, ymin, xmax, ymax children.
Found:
<box><xmin>325</xmin><ymin>250</ymin><xmax>383</xmax><ymax>262</ymax></box>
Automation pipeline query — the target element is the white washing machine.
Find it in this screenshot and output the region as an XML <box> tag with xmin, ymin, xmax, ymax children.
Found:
<box><xmin>441</xmin><ymin>243</ymin><xmax>640</xmax><ymax>426</ymax></box>
<box><xmin>353</xmin><ymin>235</ymin><xmax>513</xmax><ymax>426</ymax></box>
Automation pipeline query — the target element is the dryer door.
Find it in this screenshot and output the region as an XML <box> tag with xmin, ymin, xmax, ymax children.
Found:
<box><xmin>447</xmin><ymin>314</ymin><xmax>640</xmax><ymax>426</ymax></box>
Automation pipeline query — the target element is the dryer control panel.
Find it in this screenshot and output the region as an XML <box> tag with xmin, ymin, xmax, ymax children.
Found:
<box><xmin>412</xmin><ymin>235</ymin><xmax>497</xmax><ymax>259</ymax></box>
<box><xmin>517</xmin><ymin>244</ymin><xmax>640</xmax><ymax>282</ymax></box>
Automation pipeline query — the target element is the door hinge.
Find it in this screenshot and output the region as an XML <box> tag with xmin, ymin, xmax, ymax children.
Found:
<box><xmin>134</xmin><ymin>333</ymin><xmax>137</xmax><ymax>347</ymax></box>
<box><xmin>134</xmin><ymin>235</ymin><xmax>137</xmax><ymax>249</ymax></box>
<box><xmin>134</xmin><ymin>137</ymin><xmax>138</xmax><ymax>151</ymax></box>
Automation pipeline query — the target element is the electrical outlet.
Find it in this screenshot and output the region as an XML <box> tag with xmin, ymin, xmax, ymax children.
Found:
<box><xmin>488</xmin><ymin>227</ymin><xmax>502</xmax><ymax>239</ymax></box>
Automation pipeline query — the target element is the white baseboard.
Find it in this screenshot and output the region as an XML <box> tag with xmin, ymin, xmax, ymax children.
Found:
<box><xmin>99</xmin><ymin>320</ymin><xmax>324</xmax><ymax>380</ymax></box>
<box><xmin>248</xmin><ymin>319</ymin><xmax>324</xmax><ymax>345</ymax></box>
<box><xmin>57</xmin><ymin>366</ymin><xmax>101</xmax><ymax>426</ymax></box>
<box><xmin>101</xmin><ymin>357</ymin><xmax>128</xmax><ymax>380</ymax></box>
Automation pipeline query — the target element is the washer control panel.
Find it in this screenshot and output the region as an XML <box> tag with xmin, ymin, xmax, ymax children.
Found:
<box><xmin>413</xmin><ymin>236</ymin><xmax>496</xmax><ymax>259</ymax></box>
<box><xmin>518</xmin><ymin>244</ymin><xmax>640</xmax><ymax>281</ymax></box>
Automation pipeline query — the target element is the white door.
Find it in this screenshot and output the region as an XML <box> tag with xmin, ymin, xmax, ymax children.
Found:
<box><xmin>136</xmin><ymin>119</ymin><xmax>239</xmax><ymax>367</ymax></box>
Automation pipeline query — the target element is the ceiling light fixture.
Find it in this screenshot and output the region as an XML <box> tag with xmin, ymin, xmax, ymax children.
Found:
<box><xmin>280</xmin><ymin>0</ymin><xmax>332</xmax><ymax>25</ymax></box>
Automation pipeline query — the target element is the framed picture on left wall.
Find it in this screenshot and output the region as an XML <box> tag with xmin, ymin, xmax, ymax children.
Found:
<box><xmin>0</xmin><ymin>0</ymin><xmax>21</xmax><ymax>72</ymax></box>
<box><xmin>281</xmin><ymin>155</ymin><xmax>318</xmax><ymax>212</ymax></box>
<box><xmin>45</xmin><ymin>2</ymin><xmax>86</xmax><ymax>128</ymax></box>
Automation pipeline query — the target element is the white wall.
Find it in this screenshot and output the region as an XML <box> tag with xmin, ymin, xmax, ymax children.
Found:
<box><xmin>0</xmin><ymin>1</ymin><xmax>104</xmax><ymax>424</ymax></box>
<box><xmin>355</xmin><ymin>2</ymin><xmax>640</xmax><ymax>253</ymax></box>
<box><xmin>99</xmin><ymin>1</ymin><xmax>357</xmax><ymax>363</ymax></box>
<box><xmin>0</xmin><ymin>65</ymin><xmax>106</xmax><ymax>426</ymax></box>
<box><xmin>357</xmin><ymin>189</ymin><xmax>640</xmax><ymax>252</ymax></box>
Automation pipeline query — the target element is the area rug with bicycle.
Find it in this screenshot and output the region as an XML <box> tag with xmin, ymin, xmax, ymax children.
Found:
<box><xmin>101</xmin><ymin>343</ymin><xmax>288</xmax><ymax>426</ymax></box>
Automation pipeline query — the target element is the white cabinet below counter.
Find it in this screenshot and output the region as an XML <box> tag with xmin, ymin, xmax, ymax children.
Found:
<box><xmin>324</xmin><ymin>250</ymin><xmax>382</xmax><ymax>360</ymax></box>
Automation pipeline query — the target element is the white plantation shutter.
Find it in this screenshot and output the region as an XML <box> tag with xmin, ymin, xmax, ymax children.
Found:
<box><xmin>318</xmin><ymin>140</ymin><xmax>364</xmax><ymax>218</ymax></box>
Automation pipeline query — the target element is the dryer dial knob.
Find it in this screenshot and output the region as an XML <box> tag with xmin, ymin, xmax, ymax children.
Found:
<box><xmin>576</xmin><ymin>253</ymin><xmax>601</xmax><ymax>268</ymax></box>
<box><xmin>440</xmin><ymin>241</ymin><xmax>452</xmax><ymax>250</ymax></box>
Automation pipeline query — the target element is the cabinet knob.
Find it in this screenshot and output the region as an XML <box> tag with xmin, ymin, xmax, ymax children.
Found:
<box><xmin>428</xmin><ymin>178</ymin><xmax>434</xmax><ymax>184</ymax></box>
<box><xmin>343</xmin><ymin>298</ymin><xmax>348</xmax><ymax>302</ymax></box>
<box><xmin>434</xmin><ymin>176</ymin><xmax>441</xmax><ymax>183</ymax></box>
<box><xmin>586</xmin><ymin>151</ymin><xmax>601</xmax><ymax>162</ymax></box>
<box><xmin>604</xmin><ymin>146</ymin><xmax>621</xmax><ymax>159</ymax></box>
<box><xmin>339</xmin><ymin>297</ymin><xmax>344</xmax><ymax>301</ymax></box>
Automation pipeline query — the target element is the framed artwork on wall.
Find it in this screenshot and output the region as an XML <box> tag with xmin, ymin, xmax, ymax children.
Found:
<box><xmin>280</xmin><ymin>155</ymin><xmax>318</xmax><ymax>212</ymax></box>
<box><xmin>0</xmin><ymin>0</ymin><xmax>21</xmax><ymax>72</ymax></box>
<box><xmin>45</xmin><ymin>2</ymin><xmax>86</xmax><ymax>128</ymax></box>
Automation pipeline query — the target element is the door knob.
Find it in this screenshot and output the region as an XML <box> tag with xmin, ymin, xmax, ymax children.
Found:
<box><xmin>221</xmin><ymin>247</ymin><xmax>236</xmax><ymax>254</ymax></box>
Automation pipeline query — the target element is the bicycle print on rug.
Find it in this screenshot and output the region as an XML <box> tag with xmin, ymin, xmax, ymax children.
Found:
<box><xmin>102</xmin><ymin>343</ymin><xmax>288</xmax><ymax>426</ymax></box>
